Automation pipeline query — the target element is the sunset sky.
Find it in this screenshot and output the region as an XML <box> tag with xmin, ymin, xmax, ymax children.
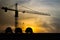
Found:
<box><xmin>0</xmin><ymin>0</ymin><xmax>60</xmax><ymax>33</ymax></box>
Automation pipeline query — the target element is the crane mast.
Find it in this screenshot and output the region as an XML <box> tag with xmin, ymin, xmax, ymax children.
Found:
<box><xmin>2</xmin><ymin>3</ymin><xmax>19</xmax><ymax>28</ymax></box>
<box><xmin>15</xmin><ymin>3</ymin><xmax>18</xmax><ymax>28</ymax></box>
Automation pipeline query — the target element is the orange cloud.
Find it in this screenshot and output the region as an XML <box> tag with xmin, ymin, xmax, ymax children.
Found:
<box><xmin>18</xmin><ymin>18</ymin><xmax>51</xmax><ymax>33</ymax></box>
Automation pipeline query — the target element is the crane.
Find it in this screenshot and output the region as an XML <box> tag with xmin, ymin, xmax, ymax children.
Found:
<box><xmin>1</xmin><ymin>3</ymin><xmax>50</xmax><ymax>28</ymax></box>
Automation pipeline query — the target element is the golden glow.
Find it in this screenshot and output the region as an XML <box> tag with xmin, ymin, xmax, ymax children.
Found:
<box><xmin>18</xmin><ymin>18</ymin><xmax>50</xmax><ymax>33</ymax></box>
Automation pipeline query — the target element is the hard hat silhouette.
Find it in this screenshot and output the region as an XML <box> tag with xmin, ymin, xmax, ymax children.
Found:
<box><xmin>5</xmin><ymin>27</ymin><xmax>13</xmax><ymax>34</ymax></box>
<box><xmin>25</xmin><ymin>27</ymin><xmax>33</xmax><ymax>34</ymax></box>
<box><xmin>15</xmin><ymin>28</ymin><xmax>22</xmax><ymax>34</ymax></box>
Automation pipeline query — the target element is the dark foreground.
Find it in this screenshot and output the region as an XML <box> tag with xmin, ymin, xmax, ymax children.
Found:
<box><xmin>0</xmin><ymin>33</ymin><xmax>60</xmax><ymax>40</ymax></box>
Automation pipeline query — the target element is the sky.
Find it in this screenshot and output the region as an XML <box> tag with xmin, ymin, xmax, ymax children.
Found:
<box><xmin>0</xmin><ymin>0</ymin><xmax>60</xmax><ymax>33</ymax></box>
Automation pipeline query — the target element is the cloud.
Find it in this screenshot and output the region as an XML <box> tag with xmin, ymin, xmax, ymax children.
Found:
<box><xmin>0</xmin><ymin>0</ymin><xmax>31</xmax><ymax>26</ymax></box>
<box><xmin>25</xmin><ymin>0</ymin><xmax>60</xmax><ymax>33</ymax></box>
<box><xmin>51</xmin><ymin>17</ymin><xmax>60</xmax><ymax>33</ymax></box>
<box><xmin>25</xmin><ymin>0</ymin><xmax>60</xmax><ymax>17</ymax></box>
<box><xmin>0</xmin><ymin>0</ymin><xmax>60</xmax><ymax>33</ymax></box>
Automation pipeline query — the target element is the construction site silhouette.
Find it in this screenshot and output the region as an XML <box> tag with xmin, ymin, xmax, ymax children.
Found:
<box><xmin>0</xmin><ymin>27</ymin><xmax>58</xmax><ymax>40</ymax></box>
<box><xmin>25</xmin><ymin>27</ymin><xmax>33</xmax><ymax>34</ymax></box>
<box><xmin>15</xmin><ymin>28</ymin><xmax>22</xmax><ymax>34</ymax></box>
<box><xmin>5</xmin><ymin>27</ymin><xmax>13</xmax><ymax>34</ymax></box>
<box><xmin>5</xmin><ymin>27</ymin><xmax>33</xmax><ymax>34</ymax></box>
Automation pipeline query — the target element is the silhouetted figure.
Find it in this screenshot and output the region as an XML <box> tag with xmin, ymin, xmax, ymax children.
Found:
<box><xmin>25</xmin><ymin>27</ymin><xmax>33</xmax><ymax>34</ymax></box>
<box><xmin>15</xmin><ymin>28</ymin><xmax>22</xmax><ymax>34</ymax></box>
<box><xmin>5</xmin><ymin>27</ymin><xmax>13</xmax><ymax>34</ymax></box>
